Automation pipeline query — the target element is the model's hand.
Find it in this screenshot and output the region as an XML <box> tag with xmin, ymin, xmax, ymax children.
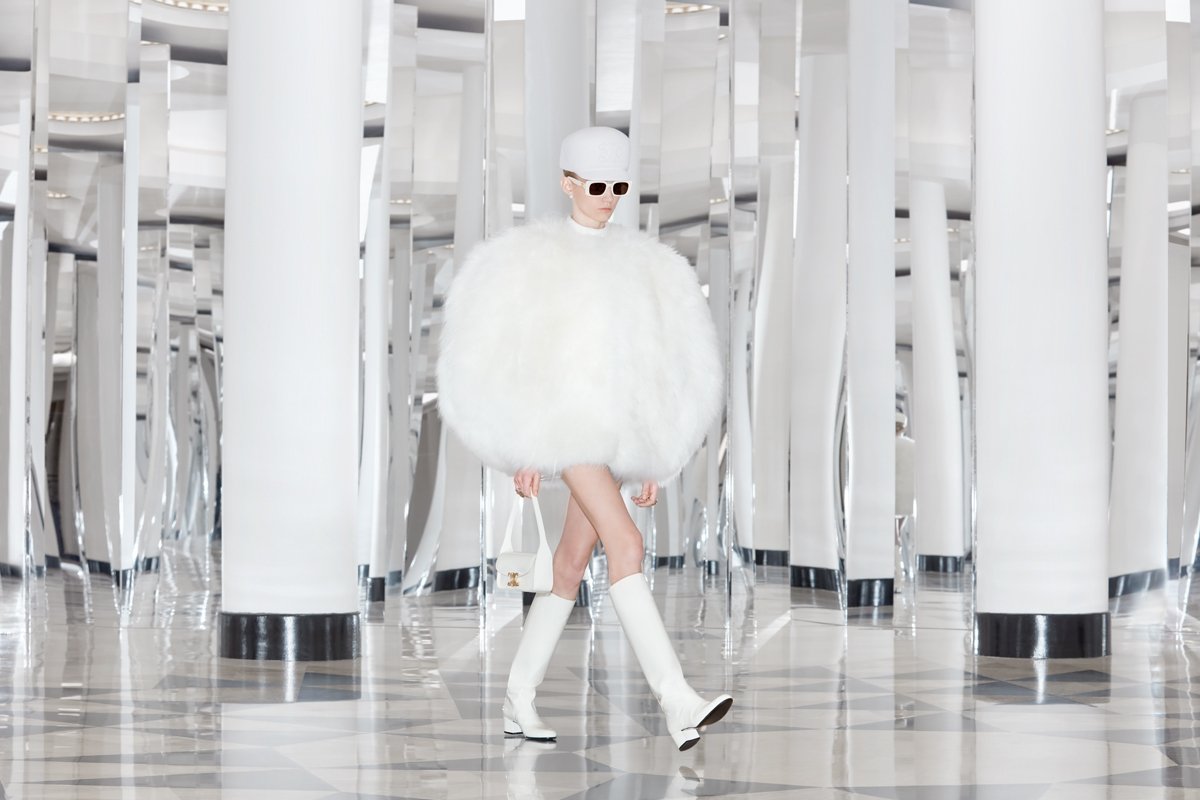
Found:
<box><xmin>632</xmin><ymin>480</ymin><xmax>658</xmax><ymax>507</ymax></box>
<box><xmin>514</xmin><ymin>468</ymin><xmax>541</xmax><ymax>498</ymax></box>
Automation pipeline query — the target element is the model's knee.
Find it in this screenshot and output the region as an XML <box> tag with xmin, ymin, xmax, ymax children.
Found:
<box><xmin>606</xmin><ymin>536</ymin><xmax>644</xmax><ymax>577</ymax></box>
<box><xmin>553</xmin><ymin>557</ymin><xmax>587</xmax><ymax>594</ymax></box>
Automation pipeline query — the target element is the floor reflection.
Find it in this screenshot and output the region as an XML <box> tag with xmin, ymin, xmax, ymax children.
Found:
<box><xmin>3</xmin><ymin>544</ymin><xmax>1200</xmax><ymax>797</ymax></box>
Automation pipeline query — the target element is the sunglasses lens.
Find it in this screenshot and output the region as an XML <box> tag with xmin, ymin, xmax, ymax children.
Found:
<box><xmin>587</xmin><ymin>182</ymin><xmax>607</xmax><ymax>196</ymax></box>
<box><xmin>613</xmin><ymin>182</ymin><xmax>630</xmax><ymax>196</ymax></box>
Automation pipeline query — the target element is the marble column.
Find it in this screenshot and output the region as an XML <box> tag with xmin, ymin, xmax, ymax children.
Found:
<box><xmin>844</xmin><ymin>0</ymin><xmax>897</xmax><ymax>606</ymax></box>
<box><xmin>220</xmin><ymin>0</ymin><xmax>364</xmax><ymax>659</ymax></box>
<box><xmin>973</xmin><ymin>0</ymin><xmax>1110</xmax><ymax>657</ymax></box>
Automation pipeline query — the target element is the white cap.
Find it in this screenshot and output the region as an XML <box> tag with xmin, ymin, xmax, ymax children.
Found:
<box><xmin>559</xmin><ymin>126</ymin><xmax>631</xmax><ymax>182</ymax></box>
<box><xmin>895</xmin><ymin>410</ymin><xmax>908</xmax><ymax>426</ymax></box>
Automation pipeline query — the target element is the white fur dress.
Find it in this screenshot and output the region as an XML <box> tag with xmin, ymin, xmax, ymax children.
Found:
<box><xmin>436</xmin><ymin>217</ymin><xmax>724</xmax><ymax>485</ymax></box>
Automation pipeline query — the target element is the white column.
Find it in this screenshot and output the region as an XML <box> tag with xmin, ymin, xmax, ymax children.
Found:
<box><xmin>524</xmin><ymin>0</ymin><xmax>589</xmax><ymax>221</ymax></box>
<box><xmin>974</xmin><ymin>0</ymin><xmax>1110</xmax><ymax>657</ymax></box>
<box><xmin>221</xmin><ymin>0</ymin><xmax>364</xmax><ymax>657</ymax></box>
<box><xmin>790</xmin><ymin>54</ymin><xmax>847</xmax><ymax>582</ymax></box>
<box><xmin>1109</xmin><ymin>91</ymin><xmax>1169</xmax><ymax>592</ymax></box>
<box><xmin>844</xmin><ymin>0</ymin><xmax>896</xmax><ymax>599</ymax></box>
<box><xmin>909</xmin><ymin>179</ymin><xmax>965</xmax><ymax>565</ymax></box>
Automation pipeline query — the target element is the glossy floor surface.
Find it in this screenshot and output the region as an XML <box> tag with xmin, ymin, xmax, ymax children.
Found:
<box><xmin>4</xmin><ymin>539</ymin><xmax>1200</xmax><ymax>799</ymax></box>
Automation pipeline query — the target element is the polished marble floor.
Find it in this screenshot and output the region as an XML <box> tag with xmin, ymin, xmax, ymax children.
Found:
<box><xmin>4</xmin><ymin>539</ymin><xmax>1200</xmax><ymax>799</ymax></box>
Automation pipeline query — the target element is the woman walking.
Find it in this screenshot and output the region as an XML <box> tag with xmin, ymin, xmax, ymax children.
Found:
<box><xmin>436</xmin><ymin>126</ymin><xmax>731</xmax><ymax>751</ymax></box>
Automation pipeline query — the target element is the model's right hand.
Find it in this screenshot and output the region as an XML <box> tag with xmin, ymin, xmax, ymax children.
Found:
<box><xmin>514</xmin><ymin>468</ymin><xmax>540</xmax><ymax>498</ymax></box>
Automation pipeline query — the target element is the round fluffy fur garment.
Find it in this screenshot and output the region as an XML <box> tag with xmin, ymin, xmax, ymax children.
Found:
<box><xmin>436</xmin><ymin>218</ymin><xmax>724</xmax><ymax>485</ymax></box>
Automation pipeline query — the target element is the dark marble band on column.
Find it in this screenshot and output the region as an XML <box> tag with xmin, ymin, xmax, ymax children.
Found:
<box><xmin>974</xmin><ymin>612</ymin><xmax>1109</xmax><ymax>659</ymax></box>
<box><xmin>652</xmin><ymin>555</ymin><xmax>686</xmax><ymax>569</ymax></box>
<box><xmin>367</xmin><ymin>578</ymin><xmax>386</xmax><ymax>602</ymax></box>
<box><xmin>702</xmin><ymin>559</ymin><xmax>720</xmax><ymax>576</ymax></box>
<box><xmin>219</xmin><ymin>612</ymin><xmax>360</xmax><ymax>661</ymax></box>
<box><xmin>1168</xmin><ymin>557</ymin><xmax>1182</xmax><ymax>578</ymax></box>
<box><xmin>432</xmin><ymin>566</ymin><xmax>480</xmax><ymax>592</ymax></box>
<box><xmin>846</xmin><ymin>578</ymin><xmax>894</xmax><ymax>607</ymax></box>
<box><xmin>918</xmin><ymin>555</ymin><xmax>964</xmax><ymax>573</ymax></box>
<box><xmin>790</xmin><ymin>565</ymin><xmax>840</xmax><ymax>591</ymax></box>
<box><xmin>735</xmin><ymin>546</ymin><xmax>790</xmax><ymax>566</ymax></box>
<box><xmin>1108</xmin><ymin>568</ymin><xmax>1166</xmax><ymax>598</ymax></box>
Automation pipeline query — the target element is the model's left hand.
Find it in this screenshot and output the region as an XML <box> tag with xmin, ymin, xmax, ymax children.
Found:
<box><xmin>632</xmin><ymin>480</ymin><xmax>658</xmax><ymax>507</ymax></box>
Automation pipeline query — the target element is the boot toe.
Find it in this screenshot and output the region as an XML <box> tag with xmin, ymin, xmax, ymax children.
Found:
<box><xmin>696</xmin><ymin>694</ymin><xmax>733</xmax><ymax>730</ymax></box>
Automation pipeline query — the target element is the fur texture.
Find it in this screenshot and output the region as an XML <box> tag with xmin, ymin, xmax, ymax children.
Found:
<box><xmin>436</xmin><ymin>218</ymin><xmax>724</xmax><ymax>485</ymax></box>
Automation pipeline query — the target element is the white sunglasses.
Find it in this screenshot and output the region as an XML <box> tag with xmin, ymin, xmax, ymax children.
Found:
<box><xmin>567</xmin><ymin>175</ymin><xmax>631</xmax><ymax>197</ymax></box>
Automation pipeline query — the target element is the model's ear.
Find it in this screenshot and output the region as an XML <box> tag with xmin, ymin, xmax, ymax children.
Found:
<box><xmin>561</xmin><ymin>176</ymin><xmax>573</xmax><ymax>196</ymax></box>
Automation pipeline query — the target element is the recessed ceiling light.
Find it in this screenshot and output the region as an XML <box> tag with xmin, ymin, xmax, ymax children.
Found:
<box><xmin>390</xmin><ymin>198</ymin><xmax>412</xmax><ymax>205</ymax></box>
<box><xmin>47</xmin><ymin>191</ymin><xmax>68</xmax><ymax>199</ymax></box>
<box><xmin>153</xmin><ymin>0</ymin><xmax>228</xmax><ymax>11</ymax></box>
<box><xmin>49</xmin><ymin>112</ymin><xmax>125</xmax><ymax>123</ymax></box>
<box><xmin>1105</xmin><ymin>128</ymin><xmax>1124</xmax><ymax>135</ymax></box>
<box><xmin>1171</xmin><ymin>168</ymin><xmax>1189</xmax><ymax>174</ymax></box>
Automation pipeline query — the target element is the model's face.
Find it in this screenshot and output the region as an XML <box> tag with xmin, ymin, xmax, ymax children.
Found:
<box><xmin>562</xmin><ymin>173</ymin><xmax>622</xmax><ymax>227</ymax></box>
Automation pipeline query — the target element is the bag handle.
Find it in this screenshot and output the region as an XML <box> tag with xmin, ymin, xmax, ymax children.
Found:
<box><xmin>499</xmin><ymin>495</ymin><xmax>550</xmax><ymax>557</ymax></box>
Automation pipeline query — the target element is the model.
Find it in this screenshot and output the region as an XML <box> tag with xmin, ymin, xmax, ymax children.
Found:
<box><xmin>436</xmin><ymin>125</ymin><xmax>731</xmax><ymax>751</ymax></box>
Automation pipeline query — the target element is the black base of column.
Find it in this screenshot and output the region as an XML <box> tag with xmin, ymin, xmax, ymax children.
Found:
<box><xmin>734</xmin><ymin>546</ymin><xmax>789</xmax><ymax>566</ymax></box>
<box><xmin>432</xmin><ymin>566</ymin><xmax>480</xmax><ymax>592</ymax></box>
<box><xmin>1108</xmin><ymin>568</ymin><xmax>1166</xmax><ymax>598</ymax></box>
<box><xmin>652</xmin><ymin>555</ymin><xmax>686</xmax><ymax>569</ymax></box>
<box><xmin>219</xmin><ymin>612</ymin><xmax>360</xmax><ymax>661</ymax></box>
<box><xmin>790</xmin><ymin>565</ymin><xmax>840</xmax><ymax>591</ymax></box>
<box><xmin>753</xmin><ymin>549</ymin><xmax>789</xmax><ymax>567</ymax></box>
<box><xmin>367</xmin><ymin>577</ymin><xmax>386</xmax><ymax>602</ymax></box>
<box><xmin>702</xmin><ymin>559</ymin><xmax>720</xmax><ymax>576</ymax></box>
<box><xmin>387</xmin><ymin>569</ymin><xmax>403</xmax><ymax>586</ymax></box>
<box><xmin>918</xmin><ymin>555</ymin><xmax>965</xmax><ymax>573</ymax></box>
<box><xmin>357</xmin><ymin>564</ymin><xmax>369</xmax><ymax>580</ymax></box>
<box><xmin>846</xmin><ymin>578</ymin><xmax>893</xmax><ymax>607</ymax></box>
<box><xmin>1169</xmin><ymin>557</ymin><xmax>1182</xmax><ymax>578</ymax></box>
<box><xmin>974</xmin><ymin>612</ymin><xmax>1109</xmax><ymax>659</ymax></box>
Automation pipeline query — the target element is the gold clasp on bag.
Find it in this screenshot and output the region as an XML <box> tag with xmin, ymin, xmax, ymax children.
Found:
<box><xmin>507</xmin><ymin>572</ymin><xmax>520</xmax><ymax>588</ymax></box>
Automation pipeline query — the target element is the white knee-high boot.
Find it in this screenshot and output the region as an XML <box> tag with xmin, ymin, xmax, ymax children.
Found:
<box><xmin>503</xmin><ymin>592</ymin><xmax>574</xmax><ymax>740</ymax></box>
<box><xmin>607</xmin><ymin>573</ymin><xmax>733</xmax><ymax>751</ymax></box>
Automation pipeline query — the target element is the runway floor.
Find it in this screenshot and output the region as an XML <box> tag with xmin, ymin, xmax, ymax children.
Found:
<box><xmin>3</xmin><ymin>537</ymin><xmax>1200</xmax><ymax>799</ymax></box>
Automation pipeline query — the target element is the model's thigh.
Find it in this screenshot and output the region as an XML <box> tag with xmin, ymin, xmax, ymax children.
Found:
<box><xmin>560</xmin><ymin>464</ymin><xmax>644</xmax><ymax>581</ymax></box>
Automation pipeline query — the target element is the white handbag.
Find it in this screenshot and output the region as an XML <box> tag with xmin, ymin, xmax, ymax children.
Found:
<box><xmin>496</xmin><ymin>496</ymin><xmax>554</xmax><ymax>593</ymax></box>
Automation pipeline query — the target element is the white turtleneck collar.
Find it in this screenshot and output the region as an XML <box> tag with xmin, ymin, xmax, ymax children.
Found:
<box><xmin>568</xmin><ymin>216</ymin><xmax>609</xmax><ymax>236</ymax></box>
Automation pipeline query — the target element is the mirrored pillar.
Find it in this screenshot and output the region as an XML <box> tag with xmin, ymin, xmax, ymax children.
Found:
<box><xmin>789</xmin><ymin>52</ymin><xmax>847</xmax><ymax>594</ymax></box>
<box><xmin>974</xmin><ymin>0</ymin><xmax>1110</xmax><ymax>657</ymax></box>
<box><xmin>1109</xmin><ymin>90</ymin><xmax>1170</xmax><ymax>598</ymax></box>
<box><xmin>909</xmin><ymin>178</ymin><xmax>965</xmax><ymax>572</ymax></box>
<box><xmin>219</xmin><ymin>0</ymin><xmax>363</xmax><ymax>659</ymax></box>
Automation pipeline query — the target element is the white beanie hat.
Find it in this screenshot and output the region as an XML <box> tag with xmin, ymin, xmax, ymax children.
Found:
<box><xmin>559</xmin><ymin>126</ymin><xmax>631</xmax><ymax>182</ymax></box>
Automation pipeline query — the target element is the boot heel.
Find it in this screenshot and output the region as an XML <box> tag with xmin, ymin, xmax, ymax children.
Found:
<box><xmin>671</xmin><ymin>727</ymin><xmax>701</xmax><ymax>752</ymax></box>
<box><xmin>503</xmin><ymin>717</ymin><xmax>523</xmax><ymax>736</ymax></box>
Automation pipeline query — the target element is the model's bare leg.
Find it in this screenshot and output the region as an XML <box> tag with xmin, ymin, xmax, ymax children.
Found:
<box><xmin>504</xmin><ymin>494</ymin><xmax>598</xmax><ymax>741</ymax></box>
<box><xmin>561</xmin><ymin>464</ymin><xmax>732</xmax><ymax>752</ymax></box>
<box><xmin>558</xmin><ymin>464</ymin><xmax>645</xmax><ymax>582</ymax></box>
<box><xmin>551</xmin><ymin>495</ymin><xmax>599</xmax><ymax>600</ymax></box>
